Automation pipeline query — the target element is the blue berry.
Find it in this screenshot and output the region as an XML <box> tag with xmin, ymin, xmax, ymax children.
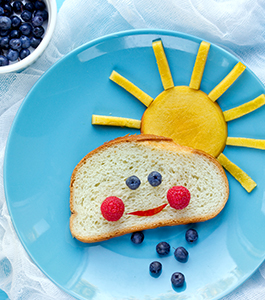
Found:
<box><xmin>3</xmin><ymin>4</ymin><xmax>12</xmax><ymax>17</ymax></box>
<box><xmin>34</xmin><ymin>0</ymin><xmax>46</xmax><ymax>11</ymax></box>
<box><xmin>21</xmin><ymin>10</ymin><xmax>32</xmax><ymax>22</ymax></box>
<box><xmin>19</xmin><ymin>23</ymin><xmax>32</xmax><ymax>36</ymax></box>
<box><xmin>148</xmin><ymin>171</ymin><xmax>162</xmax><ymax>187</ymax></box>
<box><xmin>0</xmin><ymin>16</ymin><xmax>11</xmax><ymax>30</ymax></box>
<box><xmin>19</xmin><ymin>48</ymin><xmax>30</xmax><ymax>59</ymax></box>
<box><xmin>0</xmin><ymin>55</ymin><xmax>9</xmax><ymax>66</ymax></box>
<box><xmin>10</xmin><ymin>16</ymin><xmax>21</xmax><ymax>28</ymax></box>
<box><xmin>171</xmin><ymin>272</ymin><xmax>185</xmax><ymax>287</ymax></box>
<box><xmin>131</xmin><ymin>231</ymin><xmax>144</xmax><ymax>244</ymax></box>
<box><xmin>34</xmin><ymin>9</ymin><xmax>48</xmax><ymax>21</ymax></box>
<box><xmin>32</xmin><ymin>25</ymin><xmax>44</xmax><ymax>37</ymax></box>
<box><xmin>20</xmin><ymin>35</ymin><xmax>30</xmax><ymax>48</ymax></box>
<box><xmin>174</xmin><ymin>246</ymin><xmax>189</xmax><ymax>263</ymax></box>
<box><xmin>0</xmin><ymin>7</ymin><xmax>4</xmax><ymax>16</ymax></box>
<box><xmin>6</xmin><ymin>49</ymin><xmax>19</xmax><ymax>61</ymax></box>
<box><xmin>185</xmin><ymin>228</ymin><xmax>198</xmax><ymax>243</ymax></box>
<box><xmin>30</xmin><ymin>36</ymin><xmax>42</xmax><ymax>48</ymax></box>
<box><xmin>32</xmin><ymin>15</ymin><xmax>43</xmax><ymax>27</ymax></box>
<box><xmin>23</xmin><ymin>2</ymin><xmax>35</xmax><ymax>12</ymax></box>
<box><xmin>156</xmin><ymin>241</ymin><xmax>170</xmax><ymax>256</ymax></box>
<box><xmin>9</xmin><ymin>38</ymin><xmax>21</xmax><ymax>50</ymax></box>
<box><xmin>149</xmin><ymin>261</ymin><xmax>162</xmax><ymax>276</ymax></box>
<box><xmin>126</xmin><ymin>175</ymin><xmax>141</xmax><ymax>190</ymax></box>
<box><xmin>0</xmin><ymin>28</ymin><xmax>10</xmax><ymax>37</ymax></box>
<box><xmin>10</xmin><ymin>29</ymin><xmax>21</xmax><ymax>39</ymax></box>
<box><xmin>0</xmin><ymin>36</ymin><xmax>9</xmax><ymax>49</ymax></box>
<box><xmin>12</xmin><ymin>1</ymin><xmax>23</xmax><ymax>13</ymax></box>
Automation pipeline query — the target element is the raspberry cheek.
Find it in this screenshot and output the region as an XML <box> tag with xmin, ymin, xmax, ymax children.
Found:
<box><xmin>101</xmin><ymin>196</ymin><xmax>125</xmax><ymax>221</ymax></box>
<box><xmin>167</xmin><ymin>186</ymin><xmax>191</xmax><ymax>210</ymax></box>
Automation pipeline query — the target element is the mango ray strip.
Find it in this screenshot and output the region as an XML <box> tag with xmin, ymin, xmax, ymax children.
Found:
<box><xmin>109</xmin><ymin>71</ymin><xmax>153</xmax><ymax>107</ymax></box>
<box><xmin>226</xmin><ymin>137</ymin><xmax>265</xmax><ymax>150</ymax></box>
<box><xmin>217</xmin><ymin>153</ymin><xmax>256</xmax><ymax>193</ymax></box>
<box><xmin>189</xmin><ymin>41</ymin><xmax>210</xmax><ymax>90</ymax></box>
<box><xmin>152</xmin><ymin>40</ymin><xmax>174</xmax><ymax>90</ymax></box>
<box><xmin>92</xmin><ymin>115</ymin><xmax>141</xmax><ymax>129</ymax></box>
<box><xmin>223</xmin><ymin>94</ymin><xmax>265</xmax><ymax>122</ymax></box>
<box><xmin>208</xmin><ymin>62</ymin><xmax>246</xmax><ymax>102</ymax></box>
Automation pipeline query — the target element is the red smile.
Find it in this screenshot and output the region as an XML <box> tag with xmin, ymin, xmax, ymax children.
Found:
<box><xmin>127</xmin><ymin>203</ymin><xmax>168</xmax><ymax>216</ymax></box>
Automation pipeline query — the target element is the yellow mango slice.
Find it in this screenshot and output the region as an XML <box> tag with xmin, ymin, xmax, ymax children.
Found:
<box><xmin>226</xmin><ymin>137</ymin><xmax>265</xmax><ymax>149</ymax></box>
<box><xmin>189</xmin><ymin>41</ymin><xmax>210</xmax><ymax>90</ymax></box>
<box><xmin>217</xmin><ymin>153</ymin><xmax>256</xmax><ymax>192</ymax></box>
<box><xmin>109</xmin><ymin>71</ymin><xmax>153</xmax><ymax>107</ymax></box>
<box><xmin>141</xmin><ymin>86</ymin><xmax>227</xmax><ymax>157</ymax></box>
<box><xmin>208</xmin><ymin>62</ymin><xmax>246</xmax><ymax>102</ymax></box>
<box><xmin>223</xmin><ymin>94</ymin><xmax>265</xmax><ymax>122</ymax></box>
<box><xmin>92</xmin><ymin>115</ymin><xmax>141</xmax><ymax>129</ymax></box>
<box><xmin>152</xmin><ymin>40</ymin><xmax>174</xmax><ymax>90</ymax></box>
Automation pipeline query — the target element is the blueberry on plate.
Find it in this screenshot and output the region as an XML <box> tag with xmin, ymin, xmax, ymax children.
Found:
<box><xmin>156</xmin><ymin>241</ymin><xmax>170</xmax><ymax>256</ymax></box>
<box><xmin>131</xmin><ymin>231</ymin><xmax>144</xmax><ymax>244</ymax></box>
<box><xmin>174</xmin><ymin>246</ymin><xmax>189</xmax><ymax>263</ymax></box>
<box><xmin>185</xmin><ymin>228</ymin><xmax>198</xmax><ymax>243</ymax></box>
<box><xmin>126</xmin><ymin>175</ymin><xmax>141</xmax><ymax>190</ymax></box>
<box><xmin>0</xmin><ymin>55</ymin><xmax>9</xmax><ymax>66</ymax></box>
<box><xmin>148</xmin><ymin>171</ymin><xmax>162</xmax><ymax>187</ymax></box>
<box><xmin>171</xmin><ymin>272</ymin><xmax>185</xmax><ymax>287</ymax></box>
<box><xmin>149</xmin><ymin>261</ymin><xmax>162</xmax><ymax>276</ymax></box>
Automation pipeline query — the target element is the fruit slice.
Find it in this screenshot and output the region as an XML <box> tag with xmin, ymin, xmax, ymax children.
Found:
<box><xmin>92</xmin><ymin>115</ymin><xmax>141</xmax><ymax>129</ymax></box>
<box><xmin>217</xmin><ymin>153</ymin><xmax>256</xmax><ymax>192</ymax></box>
<box><xmin>226</xmin><ymin>137</ymin><xmax>265</xmax><ymax>149</ymax></box>
<box><xmin>109</xmin><ymin>70</ymin><xmax>153</xmax><ymax>107</ymax></box>
<box><xmin>189</xmin><ymin>41</ymin><xmax>210</xmax><ymax>90</ymax></box>
<box><xmin>223</xmin><ymin>94</ymin><xmax>265</xmax><ymax>122</ymax></box>
<box><xmin>152</xmin><ymin>39</ymin><xmax>174</xmax><ymax>90</ymax></box>
<box><xmin>141</xmin><ymin>86</ymin><xmax>227</xmax><ymax>157</ymax></box>
<box><xmin>127</xmin><ymin>203</ymin><xmax>168</xmax><ymax>216</ymax></box>
<box><xmin>208</xmin><ymin>62</ymin><xmax>246</xmax><ymax>102</ymax></box>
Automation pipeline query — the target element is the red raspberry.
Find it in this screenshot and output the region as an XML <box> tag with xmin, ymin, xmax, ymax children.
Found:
<box><xmin>100</xmin><ymin>196</ymin><xmax>125</xmax><ymax>221</ymax></box>
<box><xmin>167</xmin><ymin>186</ymin><xmax>191</xmax><ymax>210</ymax></box>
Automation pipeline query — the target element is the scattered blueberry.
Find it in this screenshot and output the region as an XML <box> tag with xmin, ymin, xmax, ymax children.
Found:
<box><xmin>6</xmin><ymin>48</ymin><xmax>18</xmax><ymax>61</ymax></box>
<box><xmin>126</xmin><ymin>175</ymin><xmax>141</xmax><ymax>190</ymax></box>
<box><xmin>148</xmin><ymin>171</ymin><xmax>162</xmax><ymax>187</ymax></box>
<box><xmin>21</xmin><ymin>10</ymin><xmax>32</xmax><ymax>22</ymax></box>
<box><xmin>0</xmin><ymin>54</ymin><xmax>8</xmax><ymax>65</ymax></box>
<box><xmin>149</xmin><ymin>261</ymin><xmax>162</xmax><ymax>276</ymax></box>
<box><xmin>19</xmin><ymin>48</ymin><xmax>30</xmax><ymax>59</ymax></box>
<box><xmin>0</xmin><ymin>16</ymin><xmax>11</xmax><ymax>30</ymax></box>
<box><xmin>174</xmin><ymin>246</ymin><xmax>189</xmax><ymax>263</ymax></box>
<box><xmin>131</xmin><ymin>231</ymin><xmax>144</xmax><ymax>244</ymax></box>
<box><xmin>156</xmin><ymin>241</ymin><xmax>170</xmax><ymax>256</ymax></box>
<box><xmin>171</xmin><ymin>272</ymin><xmax>185</xmax><ymax>287</ymax></box>
<box><xmin>185</xmin><ymin>228</ymin><xmax>198</xmax><ymax>243</ymax></box>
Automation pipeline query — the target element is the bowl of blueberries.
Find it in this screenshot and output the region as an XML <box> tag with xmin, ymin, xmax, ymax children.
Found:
<box><xmin>0</xmin><ymin>0</ymin><xmax>57</xmax><ymax>73</ymax></box>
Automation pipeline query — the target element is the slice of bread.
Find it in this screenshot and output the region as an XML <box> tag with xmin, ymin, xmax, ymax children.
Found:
<box><xmin>70</xmin><ymin>134</ymin><xmax>229</xmax><ymax>243</ymax></box>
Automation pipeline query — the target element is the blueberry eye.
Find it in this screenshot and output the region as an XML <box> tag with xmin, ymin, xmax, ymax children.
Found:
<box><xmin>148</xmin><ymin>171</ymin><xmax>162</xmax><ymax>187</ymax></box>
<box><xmin>126</xmin><ymin>175</ymin><xmax>141</xmax><ymax>190</ymax></box>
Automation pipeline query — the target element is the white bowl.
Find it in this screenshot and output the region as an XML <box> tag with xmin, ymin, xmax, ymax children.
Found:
<box><xmin>0</xmin><ymin>0</ymin><xmax>57</xmax><ymax>74</ymax></box>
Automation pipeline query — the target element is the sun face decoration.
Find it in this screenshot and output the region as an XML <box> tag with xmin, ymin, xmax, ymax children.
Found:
<box><xmin>92</xmin><ymin>39</ymin><xmax>265</xmax><ymax>193</ymax></box>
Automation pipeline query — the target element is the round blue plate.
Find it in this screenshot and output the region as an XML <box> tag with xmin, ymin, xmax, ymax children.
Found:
<box><xmin>4</xmin><ymin>29</ymin><xmax>265</xmax><ymax>300</ymax></box>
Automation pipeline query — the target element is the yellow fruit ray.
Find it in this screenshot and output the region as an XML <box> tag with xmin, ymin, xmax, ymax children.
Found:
<box><xmin>208</xmin><ymin>62</ymin><xmax>246</xmax><ymax>102</ymax></box>
<box><xmin>109</xmin><ymin>71</ymin><xmax>153</xmax><ymax>107</ymax></box>
<box><xmin>223</xmin><ymin>94</ymin><xmax>265</xmax><ymax>122</ymax></box>
<box><xmin>92</xmin><ymin>115</ymin><xmax>141</xmax><ymax>129</ymax></box>
<box><xmin>217</xmin><ymin>153</ymin><xmax>257</xmax><ymax>193</ymax></box>
<box><xmin>189</xmin><ymin>41</ymin><xmax>211</xmax><ymax>90</ymax></box>
<box><xmin>226</xmin><ymin>137</ymin><xmax>265</xmax><ymax>150</ymax></box>
<box><xmin>152</xmin><ymin>40</ymin><xmax>174</xmax><ymax>90</ymax></box>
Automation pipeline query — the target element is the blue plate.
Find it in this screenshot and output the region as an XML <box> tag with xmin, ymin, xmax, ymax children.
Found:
<box><xmin>4</xmin><ymin>29</ymin><xmax>265</xmax><ymax>300</ymax></box>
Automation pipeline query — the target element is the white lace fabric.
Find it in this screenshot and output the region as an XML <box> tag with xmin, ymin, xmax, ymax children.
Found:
<box><xmin>1</xmin><ymin>0</ymin><xmax>265</xmax><ymax>299</ymax></box>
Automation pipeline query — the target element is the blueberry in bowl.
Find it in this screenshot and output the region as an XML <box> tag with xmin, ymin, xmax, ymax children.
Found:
<box><xmin>0</xmin><ymin>0</ymin><xmax>57</xmax><ymax>73</ymax></box>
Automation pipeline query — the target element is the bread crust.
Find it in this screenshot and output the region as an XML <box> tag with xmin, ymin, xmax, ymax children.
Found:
<box><xmin>70</xmin><ymin>134</ymin><xmax>229</xmax><ymax>243</ymax></box>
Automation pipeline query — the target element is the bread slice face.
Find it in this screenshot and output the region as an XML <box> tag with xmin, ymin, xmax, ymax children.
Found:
<box><xmin>70</xmin><ymin>134</ymin><xmax>229</xmax><ymax>243</ymax></box>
